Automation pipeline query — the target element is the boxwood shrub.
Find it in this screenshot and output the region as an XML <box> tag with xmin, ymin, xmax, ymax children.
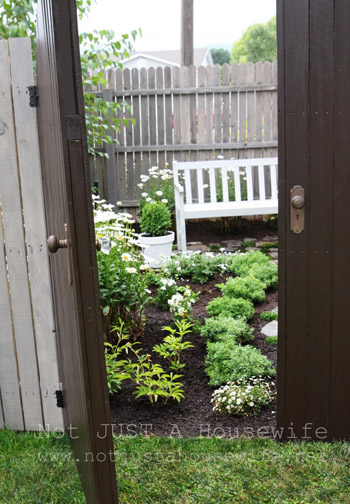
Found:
<box><xmin>219</xmin><ymin>275</ymin><xmax>266</xmax><ymax>303</ymax></box>
<box><xmin>200</xmin><ymin>317</ymin><xmax>253</xmax><ymax>344</ymax></box>
<box><xmin>205</xmin><ymin>341</ymin><xmax>275</xmax><ymax>386</ymax></box>
<box><xmin>225</xmin><ymin>250</ymin><xmax>270</xmax><ymax>276</ymax></box>
<box><xmin>206</xmin><ymin>296</ymin><xmax>255</xmax><ymax>320</ymax></box>
<box><xmin>249</xmin><ymin>261</ymin><xmax>278</xmax><ymax>289</ymax></box>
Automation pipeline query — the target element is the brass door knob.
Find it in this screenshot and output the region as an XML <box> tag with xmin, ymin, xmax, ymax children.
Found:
<box><xmin>291</xmin><ymin>195</ymin><xmax>305</xmax><ymax>209</ymax></box>
<box><xmin>47</xmin><ymin>235</ymin><xmax>68</xmax><ymax>253</ymax></box>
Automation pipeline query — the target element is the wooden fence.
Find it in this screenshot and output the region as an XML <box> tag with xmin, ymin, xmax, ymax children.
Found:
<box><xmin>0</xmin><ymin>38</ymin><xmax>63</xmax><ymax>431</ymax></box>
<box><xmin>89</xmin><ymin>61</ymin><xmax>278</xmax><ymax>209</ymax></box>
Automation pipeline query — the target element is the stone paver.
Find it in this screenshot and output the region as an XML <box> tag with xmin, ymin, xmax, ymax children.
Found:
<box><xmin>261</xmin><ymin>320</ymin><xmax>278</xmax><ymax>337</ymax></box>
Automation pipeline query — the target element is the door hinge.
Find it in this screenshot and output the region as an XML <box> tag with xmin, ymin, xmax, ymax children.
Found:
<box><xmin>55</xmin><ymin>390</ymin><xmax>65</xmax><ymax>408</ymax></box>
<box><xmin>28</xmin><ymin>85</ymin><xmax>39</xmax><ymax>107</ymax></box>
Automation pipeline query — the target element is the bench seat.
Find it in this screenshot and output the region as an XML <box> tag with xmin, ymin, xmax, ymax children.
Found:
<box><xmin>183</xmin><ymin>199</ymin><xmax>278</xmax><ymax>219</ymax></box>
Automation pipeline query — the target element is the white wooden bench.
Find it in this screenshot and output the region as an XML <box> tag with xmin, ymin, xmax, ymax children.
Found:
<box><xmin>173</xmin><ymin>158</ymin><xmax>278</xmax><ymax>251</ymax></box>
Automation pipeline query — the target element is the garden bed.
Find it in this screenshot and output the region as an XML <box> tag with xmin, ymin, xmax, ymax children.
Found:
<box><xmin>109</xmin><ymin>218</ymin><xmax>278</xmax><ymax>438</ymax></box>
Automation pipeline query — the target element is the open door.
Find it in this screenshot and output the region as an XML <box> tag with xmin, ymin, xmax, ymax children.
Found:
<box><xmin>36</xmin><ymin>1</ymin><xmax>118</xmax><ymax>502</ymax></box>
<box><xmin>277</xmin><ymin>0</ymin><xmax>350</xmax><ymax>440</ymax></box>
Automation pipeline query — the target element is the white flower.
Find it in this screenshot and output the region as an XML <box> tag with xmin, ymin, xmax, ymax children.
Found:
<box><xmin>217</xmin><ymin>155</ymin><xmax>224</xmax><ymax>160</ymax></box>
<box><xmin>137</xmin><ymin>183</ymin><xmax>144</xmax><ymax>188</ymax></box>
<box><xmin>122</xmin><ymin>253</ymin><xmax>132</xmax><ymax>261</ymax></box>
<box><xmin>203</xmin><ymin>184</ymin><xmax>209</xmax><ymax>189</ymax></box>
<box><xmin>126</xmin><ymin>267</ymin><xmax>137</xmax><ymax>274</ymax></box>
<box><xmin>117</xmin><ymin>201</ymin><xmax>123</xmax><ymax>206</ymax></box>
<box><xmin>140</xmin><ymin>264</ymin><xmax>147</xmax><ymax>271</ymax></box>
<box><xmin>145</xmin><ymin>288</ymin><xmax>151</xmax><ymax>294</ymax></box>
<box><xmin>161</xmin><ymin>198</ymin><xmax>168</xmax><ymax>204</ymax></box>
<box><xmin>156</xmin><ymin>190</ymin><xmax>163</xmax><ymax>196</ymax></box>
<box><xmin>236</xmin><ymin>398</ymin><xmax>242</xmax><ymax>404</ymax></box>
<box><xmin>141</xmin><ymin>192</ymin><xmax>148</xmax><ymax>197</ymax></box>
<box><xmin>249</xmin><ymin>402</ymin><xmax>254</xmax><ymax>407</ymax></box>
<box><xmin>146</xmin><ymin>197</ymin><xmax>152</xmax><ymax>202</ymax></box>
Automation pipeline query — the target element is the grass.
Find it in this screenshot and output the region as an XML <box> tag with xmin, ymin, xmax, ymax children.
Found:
<box><xmin>1</xmin><ymin>430</ymin><xmax>349</xmax><ymax>503</ymax></box>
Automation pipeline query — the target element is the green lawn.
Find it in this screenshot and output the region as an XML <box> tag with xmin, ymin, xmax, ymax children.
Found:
<box><xmin>0</xmin><ymin>430</ymin><xmax>349</xmax><ymax>503</ymax></box>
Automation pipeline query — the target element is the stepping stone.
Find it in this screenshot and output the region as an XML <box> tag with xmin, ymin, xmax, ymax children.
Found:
<box><xmin>272</xmin><ymin>306</ymin><xmax>278</xmax><ymax>314</ymax></box>
<box><xmin>263</xmin><ymin>235</ymin><xmax>278</xmax><ymax>242</ymax></box>
<box><xmin>261</xmin><ymin>320</ymin><xmax>278</xmax><ymax>337</ymax></box>
<box><xmin>269</xmin><ymin>251</ymin><xmax>278</xmax><ymax>260</ymax></box>
<box><xmin>243</xmin><ymin>237</ymin><xmax>256</xmax><ymax>243</ymax></box>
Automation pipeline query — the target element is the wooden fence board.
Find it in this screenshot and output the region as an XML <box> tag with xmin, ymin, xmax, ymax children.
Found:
<box><xmin>0</xmin><ymin>39</ymin><xmax>43</xmax><ymax>430</ymax></box>
<box><xmin>88</xmin><ymin>63</ymin><xmax>277</xmax><ymax>207</ymax></box>
<box><xmin>9</xmin><ymin>37</ymin><xmax>63</xmax><ymax>430</ymax></box>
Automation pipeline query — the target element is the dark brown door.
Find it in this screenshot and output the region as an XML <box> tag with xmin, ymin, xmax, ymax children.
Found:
<box><xmin>36</xmin><ymin>1</ymin><xmax>118</xmax><ymax>501</ymax></box>
<box><xmin>277</xmin><ymin>0</ymin><xmax>350</xmax><ymax>440</ymax></box>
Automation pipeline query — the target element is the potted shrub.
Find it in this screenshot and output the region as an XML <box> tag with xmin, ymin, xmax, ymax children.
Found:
<box><xmin>138</xmin><ymin>201</ymin><xmax>174</xmax><ymax>266</ymax></box>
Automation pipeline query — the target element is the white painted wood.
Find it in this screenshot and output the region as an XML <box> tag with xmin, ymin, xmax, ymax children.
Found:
<box><xmin>9</xmin><ymin>38</ymin><xmax>63</xmax><ymax>430</ymax></box>
<box><xmin>0</xmin><ymin>39</ymin><xmax>43</xmax><ymax>430</ymax></box>
<box><xmin>197</xmin><ymin>169</ymin><xmax>204</xmax><ymax>204</ymax></box>
<box><xmin>270</xmin><ymin>164</ymin><xmax>278</xmax><ymax>200</ymax></box>
<box><xmin>221</xmin><ymin>167</ymin><xmax>229</xmax><ymax>203</ymax></box>
<box><xmin>234</xmin><ymin>167</ymin><xmax>241</xmax><ymax>202</ymax></box>
<box><xmin>246</xmin><ymin>166</ymin><xmax>254</xmax><ymax>202</ymax></box>
<box><xmin>184</xmin><ymin>170</ymin><xmax>192</xmax><ymax>204</ymax></box>
<box><xmin>0</xmin><ymin>202</ymin><xmax>24</xmax><ymax>430</ymax></box>
<box><xmin>258</xmin><ymin>165</ymin><xmax>266</xmax><ymax>200</ymax></box>
<box><xmin>209</xmin><ymin>168</ymin><xmax>217</xmax><ymax>203</ymax></box>
<box><xmin>174</xmin><ymin>157</ymin><xmax>278</xmax><ymax>250</ymax></box>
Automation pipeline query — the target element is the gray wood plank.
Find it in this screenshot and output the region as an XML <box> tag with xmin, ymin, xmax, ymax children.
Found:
<box><xmin>9</xmin><ymin>37</ymin><xmax>63</xmax><ymax>430</ymax></box>
<box><xmin>0</xmin><ymin>39</ymin><xmax>43</xmax><ymax>430</ymax></box>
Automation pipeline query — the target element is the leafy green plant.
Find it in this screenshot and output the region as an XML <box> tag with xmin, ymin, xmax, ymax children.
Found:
<box><xmin>260</xmin><ymin>310</ymin><xmax>278</xmax><ymax>321</ymax></box>
<box><xmin>153</xmin><ymin>320</ymin><xmax>194</xmax><ymax>372</ymax></box>
<box><xmin>249</xmin><ymin>262</ymin><xmax>278</xmax><ymax>289</ymax></box>
<box><xmin>225</xmin><ymin>250</ymin><xmax>270</xmax><ymax>276</ymax></box>
<box><xmin>211</xmin><ymin>378</ymin><xmax>275</xmax><ymax>416</ymax></box>
<box><xmin>266</xmin><ymin>336</ymin><xmax>278</xmax><ymax>346</ymax></box>
<box><xmin>140</xmin><ymin>201</ymin><xmax>172</xmax><ymax>237</ymax></box>
<box><xmin>104</xmin><ymin>319</ymin><xmax>139</xmax><ymax>393</ymax></box>
<box><xmin>200</xmin><ymin>317</ymin><xmax>253</xmax><ymax>344</ymax></box>
<box><xmin>205</xmin><ymin>341</ymin><xmax>275</xmax><ymax>386</ymax></box>
<box><xmin>219</xmin><ymin>275</ymin><xmax>266</xmax><ymax>303</ymax></box>
<box><xmin>162</xmin><ymin>251</ymin><xmax>228</xmax><ymax>284</ymax></box>
<box><xmin>206</xmin><ymin>296</ymin><xmax>254</xmax><ymax>320</ymax></box>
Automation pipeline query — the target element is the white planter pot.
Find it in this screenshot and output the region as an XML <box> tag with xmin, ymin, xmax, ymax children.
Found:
<box><xmin>138</xmin><ymin>231</ymin><xmax>175</xmax><ymax>267</ymax></box>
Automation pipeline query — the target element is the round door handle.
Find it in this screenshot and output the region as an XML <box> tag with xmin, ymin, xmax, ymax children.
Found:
<box><xmin>47</xmin><ymin>235</ymin><xmax>68</xmax><ymax>253</ymax></box>
<box><xmin>291</xmin><ymin>195</ymin><xmax>305</xmax><ymax>209</ymax></box>
<box><xmin>96</xmin><ymin>239</ymin><xmax>102</xmax><ymax>251</ymax></box>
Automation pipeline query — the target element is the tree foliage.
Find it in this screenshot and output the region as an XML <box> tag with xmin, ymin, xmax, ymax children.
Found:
<box><xmin>0</xmin><ymin>0</ymin><xmax>140</xmax><ymax>157</ymax></box>
<box><xmin>210</xmin><ymin>48</ymin><xmax>230</xmax><ymax>66</ymax></box>
<box><xmin>231</xmin><ymin>16</ymin><xmax>276</xmax><ymax>64</ymax></box>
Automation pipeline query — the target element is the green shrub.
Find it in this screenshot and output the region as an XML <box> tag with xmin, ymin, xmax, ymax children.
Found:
<box><xmin>220</xmin><ymin>275</ymin><xmax>266</xmax><ymax>303</ymax></box>
<box><xmin>205</xmin><ymin>341</ymin><xmax>275</xmax><ymax>386</ymax></box>
<box><xmin>260</xmin><ymin>310</ymin><xmax>278</xmax><ymax>321</ymax></box>
<box><xmin>206</xmin><ymin>296</ymin><xmax>255</xmax><ymax>320</ymax></box>
<box><xmin>200</xmin><ymin>317</ymin><xmax>253</xmax><ymax>344</ymax></box>
<box><xmin>226</xmin><ymin>250</ymin><xmax>270</xmax><ymax>276</ymax></box>
<box><xmin>249</xmin><ymin>261</ymin><xmax>278</xmax><ymax>289</ymax></box>
<box><xmin>211</xmin><ymin>377</ymin><xmax>275</xmax><ymax>416</ymax></box>
<box><xmin>140</xmin><ymin>201</ymin><xmax>171</xmax><ymax>236</ymax></box>
<box><xmin>163</xmin><ymin>251</ymin><xmax>226</xmax><ymax>284</ymax></box>
<box><xmin>266</xmin><ymin>335</ymin><xmax>278</xmax><ymax>346</ymax></box>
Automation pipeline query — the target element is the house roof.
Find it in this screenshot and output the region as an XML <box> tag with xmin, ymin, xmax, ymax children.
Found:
<box><xmin>122</xmin><ymin>48</ymin><xmax>213</xmax><ymax>67</ymax></box>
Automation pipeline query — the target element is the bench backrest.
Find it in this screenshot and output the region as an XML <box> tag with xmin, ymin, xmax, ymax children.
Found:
<box><xmin>173</xmin><ymin>158</ymin><xmax>278</xmax><ymax>205</ymax></box>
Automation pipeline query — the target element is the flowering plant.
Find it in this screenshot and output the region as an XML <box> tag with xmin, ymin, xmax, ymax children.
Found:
<box><xmin>211</xmin><ymin>378</ymin><xmax>275</xmax><ymax>417</ymax></box>
<box><xmin>138</xmin><ymin>165</ymin><xmax>175</xmax><ymax>214</ymax></box>
<box><xmin>93</xmin><ymin>196</ymin><xmax>152</xmax><ymax>340</ymax></box>
<box><xmin>154</xmin><ymin>277</ymin><xmax>178</xmax><ymax>309</ymax></box>
<box><xmin>167</xmin><ymin>286</ymin><xmax>199</xmax><ymax>322</ymax></box>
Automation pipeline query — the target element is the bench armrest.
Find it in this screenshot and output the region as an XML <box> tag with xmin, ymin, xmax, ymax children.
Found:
<box><xmin>174</xmin><ymin>180</ymin><xmax>184</xmax><ymax>194</ymax></box>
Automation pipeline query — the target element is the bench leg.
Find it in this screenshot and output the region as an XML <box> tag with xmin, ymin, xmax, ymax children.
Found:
<box><xmin>176</xmin><ymin>207</ymin><xmax>187</xmax><ymax>252</ymax></box>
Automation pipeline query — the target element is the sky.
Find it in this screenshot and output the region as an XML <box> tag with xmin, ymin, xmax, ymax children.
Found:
<box><xmin>79</xmin><ymin>0</ymin><xmax>276</xmax><ymax>52</ymax></box>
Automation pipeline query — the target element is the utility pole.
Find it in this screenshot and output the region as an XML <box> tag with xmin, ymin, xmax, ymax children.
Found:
<box><xmin>181</xmin><ymin>0</ymin><xmax>194</xmax><ymax>66</ymax></box>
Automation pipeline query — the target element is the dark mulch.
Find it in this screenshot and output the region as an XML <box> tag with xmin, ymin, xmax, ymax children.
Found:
<box><xmin>110</xmin><ymin>218</ymin><xmax>278</xmax><ymax>438</ymax></box>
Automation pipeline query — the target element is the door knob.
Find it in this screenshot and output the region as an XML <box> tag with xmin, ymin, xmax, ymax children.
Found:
<box><xmin>47</xmin><ymin>235</ymin><xmax>68</xmax><ymax>253</ymax></box>
<box><xmin>291</xmin><ymin>195</ymin><xmax>305</xmax><ymax>209</ymax></box>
